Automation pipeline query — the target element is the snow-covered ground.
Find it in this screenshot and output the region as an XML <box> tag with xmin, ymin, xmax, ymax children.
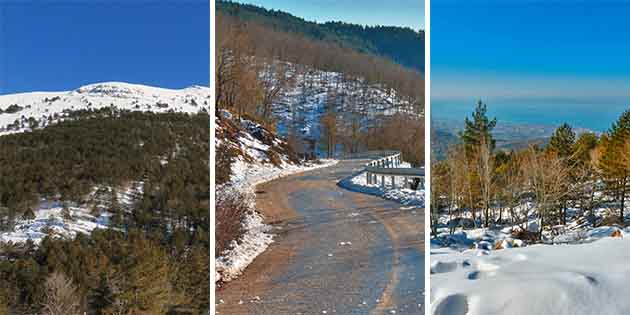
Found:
<box><xmin>431</xmin><ymin>197</ymin><xmax>630</xmax><ymax>315</ymax></box>
<box><xmin>0</xmin><ymin>182</ymin><xmax>143</xmax><ymax>245</ymax></box>
<box><xmin>271</xmin><ymin>64</ymin><xmax>422</xmax><ymax>157</ymax></box>
<box><xmin>339</xmin><ymin>160</ymin><xmax>424</xmax><ymax>208</ymax></box>
<box><xmin>216</xmin><ymin>109</ymin><xmax>338</xmax><ymax>283</ymax></box>
<box><xmin>431</xmin><ymin>229</ymin><xmax>630</xmax><ymax>315</ymax></box>
<box><xmin>0</xmin><ymin>82</ymin><xmax>211</xmax><ymax>136</ymax></box>
<box><xmin>1</xmin><ymin>203</ymin><xmax>112</xmax><ymax>245</ymax></box>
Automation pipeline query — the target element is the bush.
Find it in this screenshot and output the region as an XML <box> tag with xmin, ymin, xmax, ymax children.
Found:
<box><xmin>216</xmin><ymin>187</ymin><xmax>250</xmax><ymax>256</ymax></box>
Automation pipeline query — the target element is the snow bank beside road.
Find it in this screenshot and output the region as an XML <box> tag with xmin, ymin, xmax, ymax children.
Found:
<box><xmin>215</xmin><ymin>159</ymin><xmax>338</xmax><ymax>284</ymax></box>
<box><xmin>338</xmin><ymin>163</ymin><xmax>424</xmax><ymax>208</ymax></box>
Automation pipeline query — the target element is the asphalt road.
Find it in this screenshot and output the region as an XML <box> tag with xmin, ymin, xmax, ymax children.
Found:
<box><xmin>217</xmin><ymin>160</ymin><xmax>425</xmax><ymax>315</ymax></box>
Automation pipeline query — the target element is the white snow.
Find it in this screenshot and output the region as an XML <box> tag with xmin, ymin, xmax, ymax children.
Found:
<box><xmin>215</xmin><ymin>186</ymin><xmax>274</xmax><ymax>282</ymax></box>
<box><xmin>431</xmin><ymin>230</ymin><xmax>630</xmax><ymax>315</ymax></box>
<box><xmin>0</xmin><ymin>182</ymin><xmax>143</xmax><ymax>245</ymax></box>
<box><xmin>0</xmin><ymin>203</ymin><xmax>111</xmax><ymax>245</ymax></box>
<box><xmin>431</xmin><ymin>192</ymin><xmax>630</xmax><ymax>315</ymax></box>
<box><xmin>0</xmin><ymin>82</ymin><xmax>210</xmax><ymax>136</ymax></box>
<box><xmin>339</xmin><ymin>161</ymin><xmax>424</xmax><ymax>208</ymax></box>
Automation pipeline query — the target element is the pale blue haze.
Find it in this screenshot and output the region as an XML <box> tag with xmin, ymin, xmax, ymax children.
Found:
<box><xmin>432</xmin><ymin>1</ymin><xmax>630</xmax><ymax>131</ymax></box>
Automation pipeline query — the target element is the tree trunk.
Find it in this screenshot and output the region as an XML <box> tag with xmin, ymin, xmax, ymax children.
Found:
<box><xmin>621</xmin><ymin>177</ymin><xmax>626</xmax><ymax>225</ymax></box>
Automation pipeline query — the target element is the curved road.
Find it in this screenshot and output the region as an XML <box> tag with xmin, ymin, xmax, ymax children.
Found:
<box><xmin>217</xmin><ymin>160</ymin><xmax>425</xmax><ymax>314</ymax></box>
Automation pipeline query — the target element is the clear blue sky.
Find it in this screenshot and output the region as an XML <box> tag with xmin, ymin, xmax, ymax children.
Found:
<box><xmin>0</xmin><ymin>0</ymin><xmax>209</xmax><ymax>95</ymax></box>
<box><xmin>237</xmin><ymin>0</ymin><xmax>425</xmax><ymax>31</ymax></box>
<box><xmin>432</xmin><ymin>1</ymin><xmax>630</xmax><ymax>102</ymax></box>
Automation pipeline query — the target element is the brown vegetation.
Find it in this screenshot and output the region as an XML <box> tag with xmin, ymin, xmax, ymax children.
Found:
<box><xmin>216</xmin><ymin>188</ymin><xmax>250</xmax><ymax>256</ymax></box>
<box><xmin>432</xmin><ymin>103</ymin><xmax>630</xmax><ymax>241</ymax></box>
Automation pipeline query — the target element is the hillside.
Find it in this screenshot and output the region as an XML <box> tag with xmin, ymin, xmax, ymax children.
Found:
<box><xmin>270</xmin><ymin>62</ymin><xmax>422</xmax><ymax>156</ymax></box>
<box><xmin>217</xmin><ymin>0</ymin><xmax>424</xmax><ymax>72</ymax></box>
<box><xmin>0</xmin><ymin>82</ymin><xmax>210</xmax><ymax>135</ymax></box>
<box><xmin>0</xmin><ymin>84</ymin><xmax>210</xmax><ymax>313</ymax></box>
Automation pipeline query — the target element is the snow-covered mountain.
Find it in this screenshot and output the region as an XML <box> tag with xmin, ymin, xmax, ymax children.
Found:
<box><xmin>0</xmin><ymin>82</ymin><xmax>211</xmax><ymax>135</ymax></box>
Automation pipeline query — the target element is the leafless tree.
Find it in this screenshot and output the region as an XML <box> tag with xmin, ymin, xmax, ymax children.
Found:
<box><xmin>42</xmin><ymin>271</ymin><xmax>84</xmax><ymax>315</ymax></box>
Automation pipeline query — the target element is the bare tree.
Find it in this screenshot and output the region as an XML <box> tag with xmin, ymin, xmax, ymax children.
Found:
<box><xmin>42</xmin><ymin>271</ymin><xmax>84</xmax><ymax>315</ymax></box>
<box><xmin>477</xmin><ymin>136</ymin><xmax>495</xmax><ymax>227</ymax></box>
<box><xmin>522</xmin><ymin>147</ymin><xmax>571</xmax><ymax>239</ymax></box>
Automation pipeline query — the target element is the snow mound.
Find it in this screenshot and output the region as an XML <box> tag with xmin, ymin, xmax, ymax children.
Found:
<box><xmin>431</xmin><ymin>236</ymin><xmax>630</xmax><ymax>315</ymax></box>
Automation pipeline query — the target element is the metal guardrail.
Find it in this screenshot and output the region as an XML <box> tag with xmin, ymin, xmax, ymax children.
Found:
<box><xmin>341</xmin><ymin>150</ymin><xmax>400</xmax><ymax>160</ymax></box>
<box><xmin>356</xmin><ymin>151</ymin><xmax>424</xmax><ymax>190</ymax></box>
<box><xmin>365</xmin><ymin>166</ymin><xmax>424</xmax><ymax>177</ymax></box>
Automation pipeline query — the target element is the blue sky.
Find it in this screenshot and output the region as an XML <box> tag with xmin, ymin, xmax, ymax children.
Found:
<box><xmin>238</xmin><ymin>0</ymin><xmax>425</xmax><ymax>31</ymax></box>
<box><xmin>432</xmin><ymin>1</ymin><xmax>630</xmax><ymax>102</ymax></box>
<box><xmin>0</xmin><ymin>0</ymin><xmax>209</xmax><ymax>95</ymax></box>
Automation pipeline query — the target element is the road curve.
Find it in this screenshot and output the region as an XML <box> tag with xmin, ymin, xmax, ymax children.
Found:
<box><xmin>217</xmin><ymin>160</ymin><xmax>425</xmax><ymax>315</ymax></box>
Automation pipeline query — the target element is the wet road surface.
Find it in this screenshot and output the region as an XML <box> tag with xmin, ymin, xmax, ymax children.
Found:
<box><xmin>217</xmin><ymin>160</ymin><xmax>425</xmax><ymax>314</ymax></box>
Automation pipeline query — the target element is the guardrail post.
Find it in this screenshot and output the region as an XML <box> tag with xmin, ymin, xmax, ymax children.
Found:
<box><xmin>404</xmin><ymin>176</ymin><xmax>409</xmax><ymax>189</ymax></box>
<box><xmin>381</xmin><ymin>175</ymin><xmax>385</xmax><ymax>187</ymax></box>
<box><xmin>391</xmin><ymin>176</ymin><xmax>395</xmax><ymax>188</ymax></box>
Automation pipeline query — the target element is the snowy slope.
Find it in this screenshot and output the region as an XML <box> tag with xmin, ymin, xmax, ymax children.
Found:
<box><xmin>431</xmin><ymin>196</ymin><xmax>630</xmax><ymax>314</ymax></box>
<box><xmin>271</xmin><ymin>64</ymin><xmax>422</xmax><ymax>155</ymax></box>
<box><xmin>0</xmin><ymin>182</ymin><xmax>143</xmax><ymax>245</ymax></box>
<box><xmin>431</xmin><ymin>231</ymin><xmax>630</xmax><ymax>315</ymax></box>
<box><xmin>0</xmin><ymin>82</ymin><xmax>211</xmax><ymax>135</ymax></box>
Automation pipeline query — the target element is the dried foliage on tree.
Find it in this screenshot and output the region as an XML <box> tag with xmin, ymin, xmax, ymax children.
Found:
<box><xmin>431</xmin><ymin>103</ymin><xmax>630</xmax><ymax>240</ymax></box>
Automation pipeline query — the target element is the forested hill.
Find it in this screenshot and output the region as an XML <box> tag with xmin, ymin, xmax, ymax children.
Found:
<box><xmin>217</xmin><ymin>0</ymin><xmax>425</xmax><ymax>72</ymax></box>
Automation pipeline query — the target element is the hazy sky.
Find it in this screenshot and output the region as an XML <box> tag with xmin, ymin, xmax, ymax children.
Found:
<box><xmin>432</xmin><ymin>1</ymin><xmax>630</xmax><ymax>102</ymax></box>
<box><xmin>238</xmin><ymin>0</ymin><xmax>425</xmax><ymax>31</ymax></box>
<box><xmin>0</xmin><ymin>0</ymin><xmax>209</xmax><ymax>94</ymax></box>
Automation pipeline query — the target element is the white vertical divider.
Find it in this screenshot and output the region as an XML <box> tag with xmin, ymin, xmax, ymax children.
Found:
<box><xmin>209</xmin><ymin>0</ymin><xmax>217</xmax><ymax>313</ymax></box>
<box><xmin>424</xmin><ymin>0</ymin><xmax>431</xmax><ymax>313</ymax></box>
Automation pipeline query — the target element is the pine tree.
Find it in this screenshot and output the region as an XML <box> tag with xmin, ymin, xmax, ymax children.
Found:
<box><xmin>599</xmin><ymin>110</ymin><xmax>630</xmax><ymax>224</ymax></box>
<box><xmin>573</xmin><ymin>132</ymin><xmax>598</xmax><ymax>165</ymax></box>
<box><xmin>546</xmin><ymin>123</ymin><xmax>576</xmax><ymax>224</ymax></box>
<box><xmin>461</xmin><ymin>100</ymin><xmax>497</xmax><ymax>151</ymax></box>
<box><xmin>113</xmin><ymin>234</ymin><xmax>174</xmax><ymax>314</ymax></box>
<box><xmin>547</xmin><ymin>123</ymin><xmax>576</xmax><ymax>160</ymax></box>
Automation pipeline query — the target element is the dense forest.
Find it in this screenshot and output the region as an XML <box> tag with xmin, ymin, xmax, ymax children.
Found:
<box><xmin>216</xmin><ymin>5</ymin><xmax>424</xmax><ymax>166</ymax></box>
<box><xmin>217</xmin><ymin>0</ymin><xmax>425</xmax><ymax>72</ymax></box>
<box><xmin>0</xmin><ymin>109</ymin><xmax>209</xmax><ymax>314</ymax></box>
<box><xmin>431</xmin><ymin>102</ymin><xmax>630</xmax><ymax>241</ymax></box>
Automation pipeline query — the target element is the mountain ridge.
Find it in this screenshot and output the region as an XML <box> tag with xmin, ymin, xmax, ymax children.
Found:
<box><xmin>218</xmin><ymin>0</ymin><xmax>425</xmax><ymax>72</ymax></box>
<box><xmin>0</xmin><ymin>81</ymin><xmax>211</xmax><ymax>135</ymax></box>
